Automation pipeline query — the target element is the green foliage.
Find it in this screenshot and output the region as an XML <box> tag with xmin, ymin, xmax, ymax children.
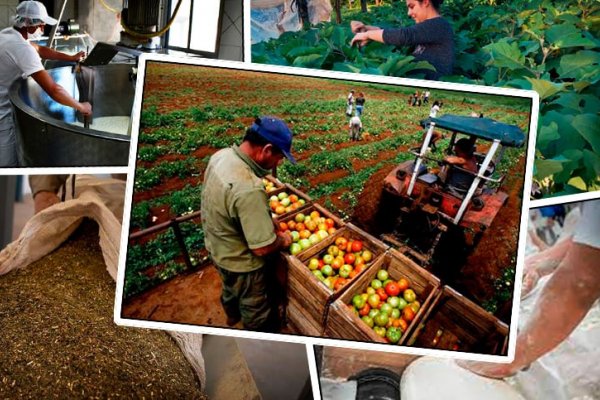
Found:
<box><xmin>253</xmin><ymin>0</ymin><xmax>600</xmax><ymax>196</ymax></box>
<box><xmin>483</xmin><ymin>266</ymin><xmax>516</xmax><ymax>314</ymax></box>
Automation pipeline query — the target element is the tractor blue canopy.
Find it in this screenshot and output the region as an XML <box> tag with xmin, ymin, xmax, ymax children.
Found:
<box><xmin>422</xmin><ymin>115</ymin><xmax>526</xmax><ymax>147</ymax></box>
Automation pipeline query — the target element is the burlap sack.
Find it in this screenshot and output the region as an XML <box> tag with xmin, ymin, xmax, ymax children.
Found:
<box><xmin>0</xmin><ymin>175</ymin><xmax>206</xmax><ymax>389</ymax></box>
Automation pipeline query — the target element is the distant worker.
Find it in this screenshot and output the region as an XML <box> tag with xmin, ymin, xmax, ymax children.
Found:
<box><xmin>0</xmin><ymin>1</ymin><xmax>92</xmax><ymax>167</ymax></box>
<box><xmin>355</xmin><ymin>92</ymin><xmax>366</xmax><ymax>117</ymax></box>
<box><xmin>429</xmin><ymin>100</ymin><xmax>441</xmax><ymax>118</ymax></box>
<box><xmin>349</xmin><ymin>115</ymin><xmax>363</xmax><ymax>141</ymax></box>
<box><xmin>423</xmin><ymin>90</ymin><xmax>430</xmax><ymax>104</ymax></box>
<box><xmin>201</xmin><ymin>116</ymin><xmax>294</xmax><ymax>332</ymax></box>
<box><xmin>346</xmin><ymin>90</ymin><xmax>354</xmax><ymax>116</ymax></box>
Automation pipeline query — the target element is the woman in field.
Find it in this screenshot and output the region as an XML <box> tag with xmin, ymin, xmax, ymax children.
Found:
<box><xmin>350</xmin><ymin>0</ymin><xmax>454</xmax><ymax>80</ymax></box>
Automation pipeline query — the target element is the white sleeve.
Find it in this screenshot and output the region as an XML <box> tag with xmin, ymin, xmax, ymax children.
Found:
<box><xmin>14</xmin><ymin>43</ymin><xmax>44</xmax><ymax>78</ymax></box>
<box><xmin>573</xmin><ymin>199</ymin><xmax>600</xmax><ymax>249</ymax></box>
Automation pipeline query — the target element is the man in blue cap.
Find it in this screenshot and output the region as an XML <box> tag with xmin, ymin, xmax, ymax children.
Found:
<box><xmin>201</xmin><ymin>116</ymin><xmax>295</xmax><ymax>332</ymax></box>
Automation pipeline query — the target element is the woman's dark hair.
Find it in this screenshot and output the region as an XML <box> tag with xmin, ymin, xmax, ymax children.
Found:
<box><xmin>433</xmin><ymin>101</ymin><xmax>440</xmax><ymax>107</ymax></box>
<box><xmin>419</xmin><ymin>0</ymin><xmax>443</xmax><ymax>11</ymax></box>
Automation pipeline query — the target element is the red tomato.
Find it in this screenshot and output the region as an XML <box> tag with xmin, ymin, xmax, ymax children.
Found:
<box><xmin>279</xmin><ymin>222</ymin><xmax>288</xmax><ymax>231</ymax></box>
<box><xmin>334</xmin><ymin>277</ymin><xmax>347</xmax><ymax>291</ymax></box>
<box><xmin>358</xmin><ymin>303</ymin><xmax>371</xmax><ymax>316</ymax></box>
<box><xmin>344</xmin><ymin>253</ymin><xmax>356</xmax><ymax>265</ymax></box>
<box><xmin>385</xmin><ymin>282</ymin><xmax>401</xmax><ymax>297</ymax></box>
<box><xmin>325</xmin><ymin>218</ymin><xmax>335</xmax><ymax>229</ymax></box>
<box><xmin>376</xmin><ymin>288</ymin><xmax>388</xmax><ymax>301</ymax></box>
<box><xmin>348</xmin><ymin>270</ymin><xmax>357</xmax><ymax>279</ymax></box>
<box><xmin>351</xmin><ymin>240</ymin><xmax>363</xmax><ymax>252</ymax></box>
<box><xmin>398</xmin><ymin>318</ymin><xmax>408</xmax><ymax>332</ymax></box>
<box><xmin>335</xmin><ymin>237</ymin><xmax>348</xmax><ymax>248</ymax></box>
<box><xmin>287</xmin><ymin>220</ymin><xmax>296</xmax><ymax>231</ymax></box>
<box><xmin>331</xmin><ymin>258</ymin><xmax>343</xmax><ymax>270</ymax></box>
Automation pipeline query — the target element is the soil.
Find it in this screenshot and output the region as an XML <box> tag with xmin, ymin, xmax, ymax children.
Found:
<box><xmin>0</xmin><ymin>221</ymin><xmax>205</xmax><ymax>399</ymax></box>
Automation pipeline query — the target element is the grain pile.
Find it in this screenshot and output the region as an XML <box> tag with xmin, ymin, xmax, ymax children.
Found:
<box><xmin>0</xmin><ymin>221</ymin><xmax>206</xmax><ymax>399</ymax></box>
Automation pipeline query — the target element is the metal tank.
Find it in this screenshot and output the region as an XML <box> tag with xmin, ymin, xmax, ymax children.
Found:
<box><xmin>9</xmin><ymin>63</ymin><xmax>135</xmax><ymax>167</ymax></box>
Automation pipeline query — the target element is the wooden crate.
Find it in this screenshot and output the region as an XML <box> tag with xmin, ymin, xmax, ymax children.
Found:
<box><xmin>284</xmin><ymin>224</ymin><xmax>389</xmax><ymax>336</ymax></box>
<box><xmin>406</xmin><ymin>286</ymin><xmax>509</xmax><ymax>355</ymax></box>
<box><xmin>326</xmin><ymin>248</ymin><xmax>440</xmax><ymax>345</ymax></box>
<box><xmin>287</xmin><ymin>291</ymin><xmax>324</xmax><ymax>337</ymax></box>
<box><xmin>268</xmin><ymin>184</ymin><xmax>313</xmax><ymax>221</ymax></box>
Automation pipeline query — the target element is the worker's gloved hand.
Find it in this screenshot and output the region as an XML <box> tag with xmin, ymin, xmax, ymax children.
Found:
<box><xmin>33</xmin><ymin>191</ymin><xmax>60</xmax><ymax>214</ymax></box>
<box><xmin>78</xmin><ymin>102</ymin><xmax>92</xmax><ymax>116</ymax></box>
<box><xmin>70</xmin><ymin>51</ymin><xmax>86</xmax><ymax>62</ymax></box>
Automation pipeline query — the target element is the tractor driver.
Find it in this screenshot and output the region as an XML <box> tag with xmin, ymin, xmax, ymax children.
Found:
<box><xmin>440</xmin><ymin>138</ymin><xmax>477</xmax><ymax>190</ymax></box>
<box><xmin>201</xmin><ymin>116</ymin><xmax>294</xmax><ymax>332</ymax></box>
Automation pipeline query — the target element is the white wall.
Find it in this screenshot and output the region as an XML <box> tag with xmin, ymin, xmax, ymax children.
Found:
<box><xmin>0</xmin><ymin>0</ymin><xmax>19</xmax><ymax>29</ymax></box>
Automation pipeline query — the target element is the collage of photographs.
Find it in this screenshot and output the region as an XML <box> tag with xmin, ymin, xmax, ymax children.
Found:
<box><xmin>0</xmin><ymin>0</ymin><xmax>598</xmax><ymax>399</ymax></box>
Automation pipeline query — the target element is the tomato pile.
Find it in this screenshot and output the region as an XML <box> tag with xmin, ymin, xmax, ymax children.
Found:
<box><xmin>279</xmin><ymin>210</ymin><xmax>338</xmax><ymax>256</ymax></box>
<box><xmin>304</xmin><ymin>236</ymin><xmax>374</xmax><ymax>291</ymax></box>
<box><xmin>269</xmin><ymin>191</ymin><xmax>307</xmax><ymax>216</ymax></box>
<box><xmin>348</xmin><ymin>269</ymin><xmax>421</xmax><ymax>344</ymax></box>
<box><xmin>262</xmin><ymin>178</ymin><xmax>278</xmax><ymax>193</ymax></box>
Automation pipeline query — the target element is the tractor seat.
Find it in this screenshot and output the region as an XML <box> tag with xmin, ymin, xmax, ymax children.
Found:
<box><xmin>445</xmin><ymin>166</ymin><xmax>480</xmax><ymax>198</ymax></box>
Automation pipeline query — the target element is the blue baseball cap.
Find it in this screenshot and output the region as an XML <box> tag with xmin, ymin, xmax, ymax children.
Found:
<box><xmin>251</xmin><ymin>116</ymin><xmax>296</xmax><ymax>164</ymax></box>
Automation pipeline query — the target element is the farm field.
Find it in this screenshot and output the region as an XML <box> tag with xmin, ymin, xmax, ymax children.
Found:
<box><xmin>123</xmin><ymin>61</ymin><xmax>532</xmax><ymax>326</ymax></box>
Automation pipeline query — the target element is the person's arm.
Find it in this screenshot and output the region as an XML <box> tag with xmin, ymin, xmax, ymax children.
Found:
<box><xmin>234</xmin><ymin>187</ymin><xmax>293</xmax><ymax>258</ymax></box>
<box><xmin>30</xmin><ymin>42</ymin><xmax>85</xmax><ymax>62</ymax></box>
<box><xmin>30</xmin><ymin>69</ymin><xmax>92</xmax><ymax>116</ymax></box>
<box><xmin>381</xmin><ymin>18</ymin><xmax>451</xmax><ymax>47</ymax></box>
<box><xmin>460</xmin><ymin>241</ymin><xmax>600</xmax><ymax>378</ymax></box>
<box><xmin>29</xmin><ymin>175</ymin><xmax>68</xmax><ymax>214</ymax></box>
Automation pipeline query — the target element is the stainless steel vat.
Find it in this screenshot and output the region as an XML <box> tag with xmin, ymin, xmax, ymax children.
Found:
<box><xmin>9</xmin><ymin>63</ymin><xmax>134</xmax><ymax>167</ymax></box>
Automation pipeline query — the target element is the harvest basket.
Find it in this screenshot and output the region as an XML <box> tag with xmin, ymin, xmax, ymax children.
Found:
<box><xmin>326</xmin><ymin>249</ymin><xmax>440</xmax><ymax>345</ymax></box>
<box><xmin>285</xmin><ymin>223</ymin><xmax>388</xmax><ymax>335</ymax></box>
<box><xmin>406</xmin><ymin>286</ymin><xmax>509</xmax><ymax>355</ymax></box>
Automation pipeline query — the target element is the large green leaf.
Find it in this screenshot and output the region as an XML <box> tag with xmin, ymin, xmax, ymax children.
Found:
<box><xmin>583</xmin><ymin>150</ymin><xmax>600</xmax><ymax>181</ymax></box>
<box><xmin>331</xmin><ymin>26</ymin><xmax>349</xmax><ymax>49</ymax></box>
<box><xmin>573</xmin><ymin>114</ymin><xmax>600</xmax><ymax>154</ymax></box>
<box><xmin>550</xmin><ymin>93</ymin><xmax>600</xmax><ymax>114</ymax></box>
<box><xmin>557</xmin><ymin>50</ymin><xmax>600</xmax><ymax>83</ymax></box>
<box><xmin>545</xmin><ymin>23</ymin><xmax>598</xmax><ymax>49</ymax></box>
<box><xmin>483</xmin><ymin>40</ymin><xmax>526</xmax><ymax>70</ymax></box>
<box><xmin>541</xmin><ymin>111</ymin><xmax>586</xmax><ymax>157</ymax></box>
<box><xmin>525</xmin><ymin>78</ymin><xmax>564</xmax><ymax>100</ymax></box>
<box><xmin>536</xmin><ymin>121</ymin><xmax>560</xmax><ymax>150</ymax></box>
<box><xmin>287</xmin><ymin>46</ymin><xmax>324</xmax><ymax>58</ymax></box>
<box><xmin>332</xmin><ymin>62</ymin><xmax>362</xmax><ymax>73</ymax></box>
<box><xmin>535</xmin><ymin>158</ymin><xmax>566</xmax><ymax>180</ymax></box>
<box><xmin>293</xmin><ymin>53</ymin><xmax>325</xmax><ymax>68</ymax></box>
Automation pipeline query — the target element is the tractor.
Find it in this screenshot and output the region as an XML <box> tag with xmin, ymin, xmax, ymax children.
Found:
<box><xmin>377</xmin><ymin>114</ymin><xmax>526</xmax><ymax>282</ymax></box>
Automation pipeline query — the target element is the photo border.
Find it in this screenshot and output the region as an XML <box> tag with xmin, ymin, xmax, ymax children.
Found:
<box><xmin>114</xmin><ymin>53</ymin><xmax>540</xmax><ymax>364</ymax></box>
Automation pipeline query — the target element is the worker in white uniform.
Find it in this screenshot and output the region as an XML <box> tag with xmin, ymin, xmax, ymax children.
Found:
<box><xmin>0</xmin><ymin>1</ymin><xmax>92</xmax><ymax>167</ymax></box>
<box><xmin>459</xmin><ymin>199</ymin><xmax>600</xmax><ymax>398</ymax></box>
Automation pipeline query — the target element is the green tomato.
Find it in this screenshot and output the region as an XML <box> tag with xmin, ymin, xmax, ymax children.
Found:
<box><xmin>308</xmin><ymin>258</ymin><xmax>320</xmax><ymax>271</ymax></box>
<box><xmin>380</xmin><ymin>303</ymin><xmax>393</xmax><ymax>316</ymax></box>
<box><xmin>386</xmin><ymin>327</ymin><xmax>402</xmax><ymax>344</ymax></box>
<box><xmin>370</xmin><ymin>279</ymin><xmax>383</xmax><ymax>290</ymax></box>
<box><xmin>391</xmin><ymin>308</ymin><xmax>401</xmax><ymax>319</ymax></box>
<box><xmin>366</xmin><ymin>287</ymin><xmax>376</xmax><ymax>295</ymax></box>
<box><xmin>387</xmin><ymin>296</ymin><xmax>400</xmax><ymax>308</ymax></box>
<box><xmin>377</xmin><ymin>269</ymin><xmax>389</xmax><ymax>282</ymax></box>
<box><xmin>373</xmin><ymin>326</ymin><xmax>387</xmax><ymax>338</ymax></box>
<box><xmin>290</xmin><ymin>243</ymin><xmax>302</xmax><ymax>255</ymax></box>
<box><xmin>321</xmin><ymin>265</ymin><xmax>333</xmax><ymax>277</ymax></box>
<box><xmin>352</xmin><ymin>294</ymin><xmax>366</xmax><ymax>309</ymax></box>
<box><xmin>397</xmin><ymin>298</ymin><xmax>408</xmax><ymax>310</ymax></box>
<box><xmin>374</xmin><ymin>312</ymin><xmax>389</xmax><ymax>327</ymax></box>
<box><xmin>367</xmin><ymin>294</ymin><xmax>381</xmax><ymax>308</ymax></box>
<box><xmin>361</xmin><ymin>315</ymin><xmax>374</xmax><ymax>328</ymax></box>
<box><xmin>312</xmin><ymin>270</ymin><xmax>324</xmax><ymax>281</ymax></box>
<box><xmin>368</xmin><ymin>309</ymin><xmax>380</xmax><ymax>319</ymax></box>
<box><xmin>403</xmin><ymin>289</ymin><xmax>417</xmax><ymax>303</ymax></box>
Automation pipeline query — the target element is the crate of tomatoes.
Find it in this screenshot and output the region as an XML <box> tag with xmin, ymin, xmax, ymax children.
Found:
<box><xmin>325</xmin><ymin>249</ymin><xmax>440</xmax><ymax>345</ymax></box>
<box><xmin>285</xmin><ymin>223</ymin><xmax>388</xmax><ymax>335</ymax></box>
<box><xmin>405</xmin><ymin>286</ymin><xmax>509</xmax><ymax>355</ymax></box>
<box><xmin>268</xmin><ymin>184</ymin><xmax>313</xmax><ymax>220</ymax></box>
<box><xmin>262</xmin><ymin>175</ymin><xmax>284</xmax><ymax>193</ymax></box>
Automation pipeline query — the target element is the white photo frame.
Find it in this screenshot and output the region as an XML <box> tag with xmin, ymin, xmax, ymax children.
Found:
<box><xmin>115</xmin><ymin>53</ymin><xmax>540</xmax><ymax>364</ymax></box>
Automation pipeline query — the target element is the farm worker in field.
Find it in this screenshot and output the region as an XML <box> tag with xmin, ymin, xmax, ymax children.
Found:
<box><xmin>423</xmin><ymin>90</ymin><xmax>430</xmax><ymax>104</ymax></box>
<box><xmin>349</xmin><ymin>115</ymin><xmax>363</xmax><ymax>141</ymax></box>
<box><xmin>0</xmin><ymin>1</ymin><xmax>92</xmax><ymax>167</ymax></box>
<box><xmin>355</xmin><ymin>92</ymin><xmax>366</xmax><ymax>117</ymax></box>
<box><xmin>429</xmin><ymin>100</ymin><xmax>441</xmax><ymax>118</ymax></box>
<box><xmin>458</xmin><ymin>199</ymin><xmax>600</xmax><ymax>400</ymax></box>
<box><xmin>349</xmin><ymin>0</ymin><xmax>454</xmax><ymax>80</ymax></box>
<box><xmin>201</xmin><ymin>116</ymin><xmax>295</xmax><ymax>332</ymax></box>
<box><xmin>346</xmin><ymin>90</ymin><xmax>354</xmax><ymax>116</ymax></box>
